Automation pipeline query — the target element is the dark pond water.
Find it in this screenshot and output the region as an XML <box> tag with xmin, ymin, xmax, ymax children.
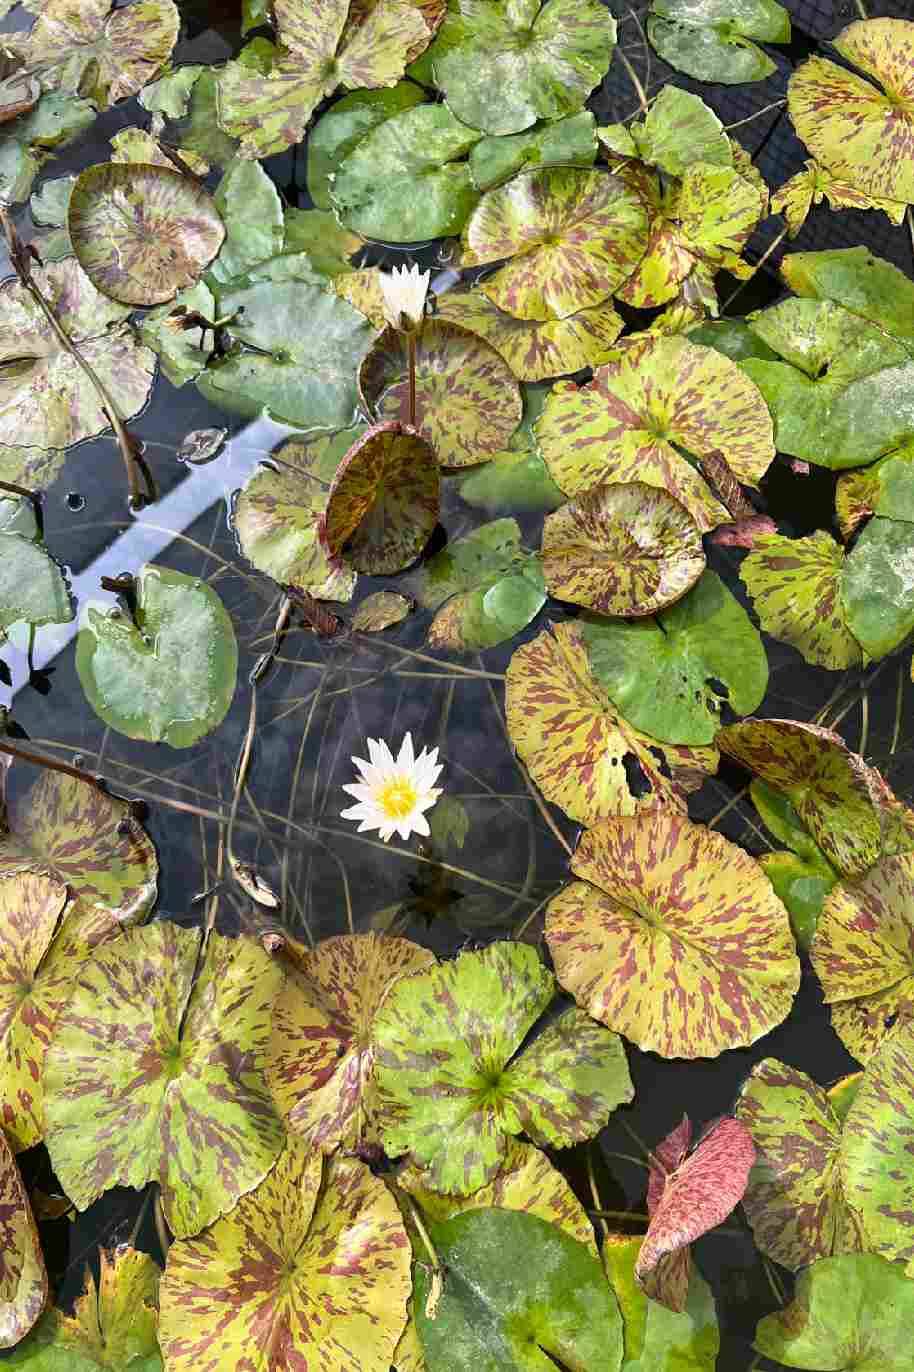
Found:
<box><xmin>1</xmin><ymin>0</ymin><xmax>912</xmax><ymax>1367</ymax></box>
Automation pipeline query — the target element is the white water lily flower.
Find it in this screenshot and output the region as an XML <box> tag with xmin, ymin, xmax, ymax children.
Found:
<box><xmin>378</xmin><ymin>263</ymin><xmax>430</xmax><ymax>332</ymax></box>
<box><xmin>341</xmin><ymin>732</ymin><xmax>443</xmax><ymax>841</ymax></box>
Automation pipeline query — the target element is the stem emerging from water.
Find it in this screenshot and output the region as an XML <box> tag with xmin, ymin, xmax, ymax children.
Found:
<box><xmin>407</xmin><ymin>333</ymin><xmax>417</xmax><ymax>429</ymax></box>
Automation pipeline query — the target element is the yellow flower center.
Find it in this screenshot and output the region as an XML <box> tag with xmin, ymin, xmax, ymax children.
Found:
<box><xmin>378</xmin><ymin>777</ymin><xmax>419</xmax><ymax>820</ymax></box>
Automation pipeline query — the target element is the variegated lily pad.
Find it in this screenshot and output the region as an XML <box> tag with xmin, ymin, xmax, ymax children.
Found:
<box><xmin>542</xmin><ymin>480</ymin><xmax>705</xmax><ymax>617</ymax></box>
<box><xmin>43</xmin><ymin>922</ymin><xmax>286</xmax><ymax>1238</ymax></box>
<box><xmin>0</xmin><ymin>1129</ymin><xmax>46</xmax><ymax>1348</ymax></box>
<box><xmin>68</xmin><ymin>162</ymin><xmax>224</xmax><ymax>307</ymax></box>
<box><xmin>159</xmin><ymin>1149</ymin><xmax>410</xmax><ymax>1372</ymax></box>
<box><xmin>462</xmin><ymin>167</ymin><xmax>648</xmax><ymax>321</ymax></box>
<box><xmin>217</xmin><ymin>0</ymin><xmax>429</xmax><ymax>160</ymax></box>
<box><xmin>372</xmin><ymin>940</ymin><xmax>633</xmax><ymax>1194</ymax></box>
<box><xmin>636</xmin><ymin>1116</ymin><xmax>755</xmax><ymax>1311</ymax></box>
<box><xmin>6</xmin><ymin>1246</ymin><xmax>160</xmax><ymax>1369</ymax></box>
<box><xmin>535</xmin><ymin>335</ymin><xmax>775</xmax><ymax>532</ymax></box>
<box><xmin>788</xmin><ymin>19</ymin><xmax>914</xmax><ymax>204</ymax></box>
<box><xmin>546</xmin><ymin>812</ymin><xmax>800</xmax><ymax>1059</ymax></box>
<box><xmin>0</xmin><ymin>257</ymin><xmax>155</xmax><ymax>452</ymax></box>
<box><xmin>648</xmin><ymin>0</ymin><xmax>790</xmax><ymax>84</ymax></box>
<box><xmin>603</xmin><ymin>1235</ymin><xmax>719</xmax><ymax>1371</ymax></box>
<box><xmin>609</xmin><ymin>86</ymin><xmax>732</xmax><ymax>177</ymax></box>
<box><xmin>323</xmin><ymin>422</ymin><xmax>439</xmax><ymax>575</ymax></box>
<box><xmin>811</xmin><ymin>853</ymin><xmax>914</xmax><ymax>1063</ymax></box>
<box><xmin>740</xmin><ymin>530</ymin><xmax>863</xmax><ymax>670</ymax></box>
<box><xmin>428</xmin><ymin>0</ymin><xmax>617</xmax><ymax>136</ymax></box>
<box><xmin>773</xmin><ymin>160</ymin><xmax>906</xmax><ymax>237</ymax></box>
<box><xmin>0</xmin><ymin>91</ymin><xmax>94</xmax><ymax>206</ymax></box>
<box><xmin>351</xmin><ymin>591</ymin><xmax>412</xmax><ymax>631</ymax></box>
<box><xmin>506</xmin><ymin>621</ymin><xmax>718</xmax><ymax>826</ymax></box>
<box><xmin>735</xmin><ymin>1058</ymin><xmax>866</xmax><ymax>1270</ymax></box>
<box><xmin>267</xmin><ymin>932</ymin><xmax>435</xmax><ymax>1151</ymax></box>
<box><xmin>836</xmin><ymin>445</ymin><xmax>914</xmax><ymax>539</ymax></box>
<box><xmin>359</xmin><ymin>320</ymin><xmax>521</xmax><ymax>468</ymax></box>
<box><xmin>233</xmin><ymin>429</ymin><xmax>363</xmax><ymax>602</ymax></box>
<box><xmin>436</xmin><ymin>288</ymin><xmax>623</xmax><ymax>382</ymax></box>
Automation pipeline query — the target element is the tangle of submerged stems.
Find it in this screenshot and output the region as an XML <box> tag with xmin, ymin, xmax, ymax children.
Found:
<box><xmin>723</xmin><ymin>99</ymin><xmax>786</xmax><ymax>131</ymax></box>
<box><xmin>721</xmin><ymin>226</ymin><xmax>789</xmax><ymax>313</ymax></box>
<box><xmin>616</xmin><ymin>45</ymin><xmax>648</xmax><ymax>116</ymax></box>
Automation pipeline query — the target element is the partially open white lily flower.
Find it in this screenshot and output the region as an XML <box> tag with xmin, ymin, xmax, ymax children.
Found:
<box><xmin>378</xmin><ymin>263</ymin><xmax>430</xmax><ymax>332</ymax></box>
<box><xmin>341</xmin><ymin>732</ymin><xmax>443</xmax><ymax>842</ymax></box>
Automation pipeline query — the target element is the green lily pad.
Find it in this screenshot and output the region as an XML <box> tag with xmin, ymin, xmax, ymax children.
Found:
<box><xmin>687</xmin><ymin>318</ymin><xmax>779</xmax><ymax>363</ymax></box>
<box><xmin>603</xmin><ymin>1235</ymin><xmax>719</xmax><ymax>1372</ymax></box>
<box><xmin>167</xmin><ymin>67</ymin><xmax>238</xmax><ymax>171</ymax></box>
<box><xmin>209</xmin><ymin>158</ymin><xmax>283</xmax><ymax>284</ymax></box>
<box><xmin>780</xmin><ymin>247</ymin><xmax>914</xmax><ymax>352</ymax></box>
<box><xmin>306</xmin><ymin>81</ymin><xmax>427</xmax><ymax>210</ymax></box>
<box><xmin>359</xmin><ymin>320</ymin><xmax>521</xmax><ymax>468</ymax></box>
<box><xmin>282</xmin><ymin>208</ymin><xmax>362</xmax><ymax>276</ymax></box>
<box><xmin>754</xmin><ymin>1253</ymin><xmax>914</xmax><ymax>1370</ymax></box>
<box><xmin>76</xmin><ymin>565</ymin><xmax>238</xmax><ymax>749</ymax></box>
<box><xmin>139</xmin><ymin>63</ymin><xmax>205</xmax><ymax>118</ymax></box>
<box><xmin>820</xmin><ymin>362</ymin><xmax>914</xmax><ymax>469</ymax></box>
<box><xmin>372</xmin><ymin>940</ymin><xmax>633</xmax><ymax>1194</ymax></box>
<box><xmin>469</xmin><ymin>111</ymin><xmax>597</xmax><ymax>191</ymax></box>
<box><xmin>0</xmin><ymin>499</ymin><xmax>72</xmax><ymax>637</ymax></box>
<box><xmin>841</xmin><ymin>516</ymin><xmax>914</xmax><ymax>659</ymax></box>
<box><xmin>506</xmin><ymin>621</ymin><xmax>719</xmax><ymax>825</ymax></box>
<box><xmin>217</xmin><ymin>0</ymin><xmax>430</xmax><ymax>160</ymax></box>
<box><xmin>0</xmin><ymin>92</ymin><xmax>93</xmax><ymax>204</ymax></box>
<box><xmin>462</xmin><ymin>166</ymin><xmax>648</xmax><ymax>322</ymax></box>
<box><xmin>332</xmin><ymin>102</ymin><xmax>481</xmax><ymax>242</ymax></box>
<box><xmin>583</xmin><ymin>570</ymin><xmax>768</xmax><ymax>746</ymax></box>
<box><xmin>836</xmin><ymin>445</ymin><xmax>914</xmax><ymax>539</ymax></box>
<box><xmin>740</xmin><ymin>529</ymin><xmax>864</xmax><ymax>669</ymax></box>
<box><xmin>0</xmin><ymin>1128</ymin><xmax>46</xmax><ymax>1348</ymax></box>
<box><xmin>647</xmin><ymin>0</ymin><xmax>790</xmax><ymax>84</ymax></box>
<box><xmin>28</xmin><ymin>173</ymin><xmax>75</xmax><ymax>262</ymax></box>
<box><xmin>68</xmin><ymin>162</ymin><xmax>225</xmax><ymax>307</ymax></box>
<box><xmin>234</xmin><ymin>429</ymin><xmax>361</xmax><ymax>600</ymax></box>
<box><xmin>43</xmin><ymin>922</ymin><xmax>286</xmax><ymax>1238</ymax></box>
<box><xmin>616</xmin><ymin>86</ymin><xmax>732</xmax><ymax>176</ymax></box>
<box><xmin>751</xmin><ymin>779</ymin><xmax>837</xmax><ymax>952</ymax></box>
<box><xmin>415</xmin><ymin>1209</ymin><xmax>624</xmax><ymax>1372</ymax></box>
<box><xmin>0</xmin><ymin>257</ymin><xmax>155</xmax><ymax>452</ymax></box>
<box><xmin>428</xmin><ymin>0</ymin><xmax>616</xmax><ymax>136</ymax></box>
<box><xmin>159</xmin><ymin>1149</ymin><xmax>411</xmax><ymax>1372</ymax></box>
<box><xmin>542</xmin><ymin>480</ymin><xmax>705</xmax><ymax>617</ymax></box>
<box><xmin>457</xmin><ymin>385</ymin><xmax>565</xmax><ymax>514</ymax></box>
<box><xmin>140</xmin><ymin>279</ymin><xmax>216</xmax><ymax>388</ymax></box>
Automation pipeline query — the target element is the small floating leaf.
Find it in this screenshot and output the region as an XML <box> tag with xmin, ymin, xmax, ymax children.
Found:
<box><xmin>140</xmin><ymin>280</ymin><xmax>217</xmax><ymax>388</ymax></box>
<box><xmin>619</xmin><ymin>86</ymin><xmax>732</xmax><ymax>177</ymax></box>
<box><xmin>751</xmin><ymin>779</ymin><xmax>837</xmax><ymax>952</ymax></box>
<box><xmin>0</xmin><ymin>501</ymin><xmax>72</xmax><ymax>637</ymax></box>
<box><xmin>740</xmin><ymin>530</ymin><xmax>863</xmax><ymax>670</ymax></box>
<box><xmin>351</xmin><ymin>591</ymin><xmax>412</xmax><ymax>631</ymax></box>
<box><xmin>76</xmin><ymin>565</ymin><xmax>238</xmax><ymax>749</ymax></box>
<box><xmin>0</xmin><ymin>92</ymin><xmax>93</xmax><ymax>205</ymax></box>
<box><xmin>648</xmin><ymin>0</ymin><xmax>790</xmax><ymax>84</ymax></box>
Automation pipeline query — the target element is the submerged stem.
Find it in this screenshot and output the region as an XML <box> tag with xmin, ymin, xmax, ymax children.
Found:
<box><xmin>402</xmin><ymin>1193</ymin><xmax>443</xmax><ymax>1320</ymax></box>
<box><xmin>0</xmin><ymin>737</ymin><xmax>103</xmax><ymax>789</ymax></box>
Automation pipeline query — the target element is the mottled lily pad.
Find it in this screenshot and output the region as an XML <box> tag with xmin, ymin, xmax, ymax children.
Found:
<box><xmin>648</xmin><ymin>0</ymin><xmax>790</xmax><ymax>84</ymax></box>
<box><xmin>636</xmin><ymin>1116</ymin><xmax>756</xmax><ymax>1311</ymax></box>
<box><xmin>614</xmin><ymin>86</ymin><xmax>731</xmax><ymax>176</ymax></box>
<box><xmin>415</xmin><ymin>1210</ymin><xmax>624</xmax><ymax>1371</ymax></box>
<box><xmin>535</xmin><ymin>335</ymin><xmax>775</xmax><ymax>532</ymax></box>
<box><xmin>462</xmin><ymin>167</ymin><xmax>648</xmax><ymax>321</ymax></box>
<box><xmin>0</xmin><ymin>499</ymin><xmax>72</xmax><ymax>637</ymax></box>
<box><xmin>372</xmin><ymin>941</ymin><xmax>633</xmax><ymax>1194</ymax></box>
<box><xmin>836</xmin><ymin>445</ymin><xmax>914</xmax><ymax>538</ymax></box>
<box><xmin>359</xmin><ymin>320</ymin><xmax>521</xmax><ymax>468</ymax></box>
<box><xmin>43</xmin><ymin>923</ymin><xmax>285</xmax><ymax>1238</ymax></box>
<box><xmin>351</xmin><ymin>591</ymin><xmax>412</xmax><ymax>631</ymax></box>
<box><xmin>323</xmin><ymin>422</ymin><xmax>439</xmax><ymax>575</ymax></box>
<box><xmin>28</xmin><ymin>172</ymin><xmax>74</xmax><ymax>261</ymax></box>
<box><xmin>233</xmin><ymin>429</ymin><xmax>362</xmax><ymax>601</ymax></box>
<box><xmin>542</xmin><ymin>481</ymin><xmax>705</xmax><ymax>617</ymax></box>
<box><xmin>506</xmin><ymin>621</ymin><xmax>718</xmax><ymax>826</ymax></box>
<box><xmin>740</xmin><ymin>530</ymin><xmax>863</xmax><ymax>670</ymax></box>
<box><xmin>773</xmin><ymin>159</ymin><xmax>906</xmax><ymax>237</ymax></box>
<box><xmin>76</xmin><ymin>566</ymin><xmax>238</xmax><ymax>749</ymax></box>
<box><xmin>583</xmin><ymin>571</ymin><xmax>768</xmax><ymax>746</ymax></box>
<box><xmin>6</xmin><ymin>1246</ymin><xmax>160</xmax><ymax>1369</ymax></box>
<box><xmin>788</xmin><ymin>19</ymin><xmax>914</xmax><ymax>204</ymax></box>
<box><xmin>159</xmin><ymin>1149</ymin><xmax>410</xmax><ymax>1372</ymax></box>
<box><xmin>0</xmin><ymin>257</ymin><xmax>155</xmax><ymax>452</ymax></box>
<box><xmin>841</xmin><ymin>516</ymin><xmax>914</xmax><ymax>659</ymax></box>
<box><xmin>0</xmin><ymin>1129</ymin><xmax>46</xmax><ymax>1348</ymax></box>
<box><xmin>267</xmin><ymin>932</ymin><xmax>435</xmax><ymax>1151</ymax></box>
<box><xmin>546</xmin><ymin>813</ymin><xmax>799</xmax><ymax>1060</ymax></box>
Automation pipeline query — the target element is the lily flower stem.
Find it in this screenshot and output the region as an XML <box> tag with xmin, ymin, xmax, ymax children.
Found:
<box><xmin>407</xmin><ymin>333</ymin><xmax>418</xmax><ymax>429</ymax></box>
<box><xmin>0</xmin><ymin>737</ymin><xmax>104</xmax><ymax>790</ymax></box>
<box><xmin>401</xmin><ymin>1192</ymin><xmax>443</xmax><ymax>1319</ymax></box>
<box><xmin>0</xmin><ymin>477</ymin><xmax>38</xmax><ymax>505</ymax></box>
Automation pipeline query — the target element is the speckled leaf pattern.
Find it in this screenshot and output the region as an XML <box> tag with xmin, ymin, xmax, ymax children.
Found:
<box><xmin>0</xmin><ymin>1129</ymin><xmax>46</xmax><ymax>1348</ymax></box>
<box><xmin>735</xmin><ymin>1058</ymin><xmax>866</xmax><ymax>1269</ymax></box>
<box><xmin>159</xmin><ymin>1148</ymin><xmax>411</xmax><ymax>1372</ymax></box>
<box><xmin>0</xmin><ymin>257</ymin><xmax>155</xmax><ymax>452</ymax></box>
<box><xmin>233</xmin><ymin>430</ymin><xmax>361</xmax><ymax>602</ymax></box>
<box><xmin>505</xmin><ymin>621</ymin><xmax>718</xmax><ymax>826</ymax></box>
<box><xmin>811</xmin><ymin>853</ymin><xmax>914</xmax><ymax>1063</ymax></box>
<box><xmin>740</xmin><ymin>531</ymin><xmax>863</xmax><ymax>670</ymax></box>
<box><xmin>43</xmin><ymin>923</ymin><xmax>286</xmax><ymax>1238</ymax></box>
<box><xmin>435</xmin><ymin>289</ymin><xmax>623</xmax><ymax>383</ymax></box>
<box><xmin>359</xmin><ymin>321</ymin><xmax>521</xmax><ymax>468</ymax></box>
<box><xmin>541</xmin><ymin>480</ymin><xmax>705</xmax><ymax>616</ymax></box>
<box><xmin>717</xmin><ymin>718</ymin><xmax>898</xmax><ymax>877</ymax></box>
<box><xmin>836</xmin><ymin>447</ymin><xmax>914</xmax><ymax>540</ymax></box>
<box><xmin>323</xmin><ymin>422</ymin><xmax>439</xmax><ymax>575</ymax></box>
<box><xmin>462</xmin><ymin>168</ymin><xmax>648</xmax><ymax>322</ymax></box>
<box><xmin>217</xmin><ymin>0</ymin><xmax>428</xmax><ymax>159</ymax></box>
<box><xmin>351</xmin><ymin>591</ymin><xmax>412</xmax><ymax>631</ymax></box>
<box><xmin>348</xmin><ymin>0</ymin><xmax>444</xmax><ymax>64</ymax></box>
<box><xmin>267</xmin><ymin>932</ymin><xmax>435</xmax><ymax>1151</ymax></box>
<box><xmin>636</xmin><ymin>1116</ymin><xmax>755</xmax><ymax>1312</ymax></box>
<box><xmin>773</xmin><ymin>160</ymin><xmax>906</xmax><ymax>237</ymax></box>
<box><xmin>788</xmin><ymin>19</ymin><xmax>914</xmax><ymax>204</ymax></box>
<box><xmin>534</xmin><ymin>335</ymin><xmax>775</xmax><ymax>532</ymax></box>
<box><xmin>68</xmin><ymin>163</ymin><xmax>224</xmax><ymax>307</ymax></box>
<box><xmin>13</xmin><ymin>0</ymin><xmax>179</xmax><ymax>109</ymax></box>
<box><xmin>546</xmin><ymin>812</ymin><xmax>800</xmax><ymax>1059</ymax></box>
<box><xmin>6</xmin><ymin>1246</ymin><xmax>161</xmax><ymax>1368</ymax></box>
<box><xmin>333</xmin><ymin>267</ymin><xmax>390</xmax><ymax>331</ymax></box>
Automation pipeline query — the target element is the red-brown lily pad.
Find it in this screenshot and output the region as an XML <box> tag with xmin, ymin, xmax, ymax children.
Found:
<box><xmin>541</xmin><ymin>480</ymin><xmax>705</xmax><ymax>616</ymax></box>
<box><xmin>0</xmin><ymin>1127</ymin><xmax>47</xmax><ymax>1346</ymax></box>
<box><xmin>323</xmin><ymin>421</ymin><xmax>439</xmax><ymax>575</ymax></box>
<box><xmin>358</xmin><ymin>320</ymin><xmax>522</xmax><ymax>468</ymax></box>
<box><xmin>546</xmin><ymin>811</ymin><xmax>800</xmax><ymax>1059</ymax></box>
